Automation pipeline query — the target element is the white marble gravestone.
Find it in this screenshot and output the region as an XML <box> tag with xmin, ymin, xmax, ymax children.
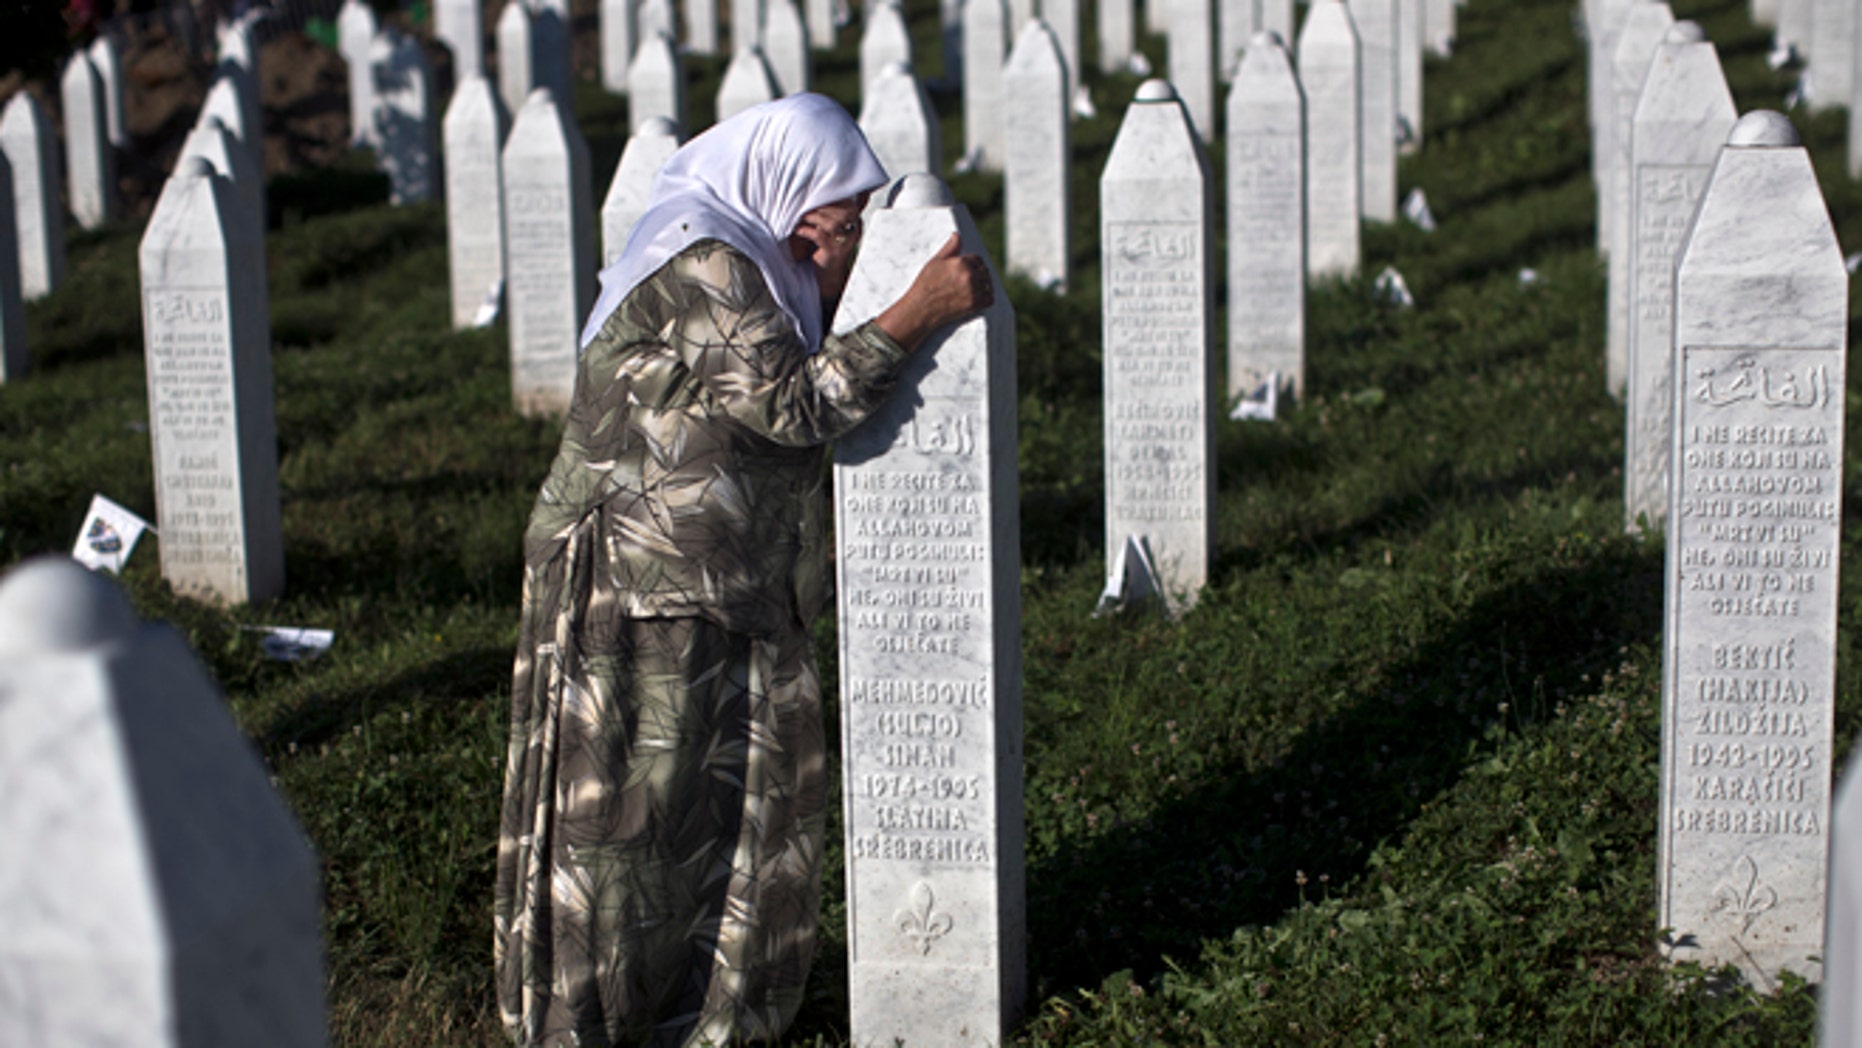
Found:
<box><xmin>717</xmin><ymin>47</ymin><xmax>782</xmax><ymax>121</ymax></box>
<box><xmin>1047</xmin><ymin>0</ymin><xmax>1083</xmax><ymax>109</ymax></box>
<box><xmin>497</xmin><ymin>1</ymin><xmax>537</xmax><ymax>119</ymax></box>
<box><xmin>601</xmin><ymin>116</ymin><xmax>679</xmax><ymax>265</ymax></box>
<box><xmin>1227</xmin><ymin>32</ymin><xmax>1305</xmax><ymax>401</ymax></box>
<box><xmin>1101</xmin><ymin>80</ymin><xmax>1213</xmax><ymax>616</ymax></box>
<box><xmin>1809</xmin><ymin>0</ymin><xmax>1854</xmax><ymax>110</ymax></box>
<box><xmin>0</xmin><ymin>154</ymin><xmax>24</xmax><ymax>381</ymax></box>
<box><xmin>1348</xmin><ymin>0</ymin><xmax>1396</xmax><ymax>221</ymax></box>
<box><xmin>806</xmin><ymin>0</ymin><xmax>835</xmax><ymax>47</ymax></box>
<box><xmin>1219</xmin><ymin>0</ymin><xmax>1252</xmax><ymax>82</ymax></box>
<box><xmin>861</xmin><ymin>0</ymin><xmax>914</xmax><ymax>95</ymax></box>
<box><xmin>339</xmin><ymin>0</ymin><xmax>378</xmax><ymax>146</ymax></box>
<box><xmin>1660</xmin><ymin>110</ymin><xmax>1844</xmax><ymax>991</ymax></box>
<box><xmin>1624</xmin><ymin>23</ymin><xmax>1734</xmax><ymax>533</ymax></box>
<box><xmin>639</xmin><ymin>0</ymin><xmax>676</xmax><ymax>44</ymax></box>
<box><xmin>861</xmin><ymin>63</ymin><xmax>942</xmax><ymax>197</ymax></box>
<box><xmin>180</xmin><ymin>117</ymin><xmax>263</xmax><ymax>255</ymax></box>
<box><xmin>139</xmin><ymin>158</ymin><xmax>283</xmax><ymax>605</ymax></box>
<box><xmin>629</xmin><ymin>33</ymin><xmax>687</xmax><ymax>134</ymax></box>
<box><xmin>1169</xmin><ymin>0</ymin><xmax>1216</xmax><ymax>139</ymax></box>
<box><xmin>1588</xmin><ymin>0</ymin><xmax>1635</xmax><ymax>251</ymax></box>
<box><xmin>1425</xmin><ymin>0</ymin><xmax>1453</xmax><ymax>54</ymax></box>
<box><xmin>733</xmin><ymin>0</ymin><xmax>763</xmax><ymax>54</ymax></box>
<box><xmin>962</xmin><ymin>0</ymin><xmax>1009</xmax><ymax>172</ymax></box>
<box><xmin>89</xmin><ymin>33</ymin><xmax>127</xmax><ymax>148</ymax></box>
<box><xmin>763</xmin><ymin>0</ymin><xmax>811</xmax><ymax>95</ymax></box>
<box><xmin>202</xmin><ymin>65</ymin><xmax>263</xmax><ymax>180</ymax></box>
<box><xmin>444</xmin><ymin>76</ymin><xmax>509</xmax><ymax>330</ymax></box>
<box><xmin>1754</xmin><ymin>0</ymin><xmax>1781</xmax><ymax>24</ymax></box>
<box><xmin>371</xmin><ymin>29</ymin><xmax>438</xmax><ymax>205</ymax></box>
<box><xmin>61</xmin><ymin>50</ymin><xmax>114</xmax><ymax>230</ymax></box>
<box><xmin>830</xmin><ymin>173</ymin><xmax>1024</xmax><ymax>1048</ymax></box>
<box><xmin>502</xmin><ymin>89</ymin><xmax>594</xmax><ymax>416</ymax></box>
<box><xmin>437</xmin><ymin>0</ymin><xmax>485</xmax><ymax>78</ymax></box>
<box><xmin>600</xmin><ymin>0</ymin><xmax>635</xmax><ymax>92</ymax></box>
<box><xmin>1098</xmin><ymin>0</ymin><xmax>1135</xmax><ymax>72</ymax></box>
<box><xmin>1299</xmin><ymin>0</ymin><xmax>1362</xmax><ymax>279</ymax></box>
<box><xmin>1397</xmin><ymin>0</ymin><xmax>1422</xmax><ymax>144</ymax></box>
<box><xmin>1</xmin><ymin>92</ymin><xmax>63</xmax><ymax>300</ymax></box>
<box><xmin>685</xmin><ymin>0</ymin><xmax>720</xmax><ymax>53</ymax></box>
<box><xmin>1823</xmin><ymin>762</ymin><xmax>1862</xmax><ymax>1043</ymax></box>
<box><xmin>1003</xmin><ymin>20</ymin><xmax>1069</xmax><ymax>290</ymax></box>
<box><xmin>1604</xmin><ymin>0</ymin><xmax>1675</xmax><ymax>399</ymax></box>
<box><xmin>0</xmin><ymin>557</ymin><xmax>325</xmax><ymax>1047</ymax></box>
<box><xmin>1776</xmin><ymin>0</ymin><xmax>1811</xmax><ymax>58</ymax></box>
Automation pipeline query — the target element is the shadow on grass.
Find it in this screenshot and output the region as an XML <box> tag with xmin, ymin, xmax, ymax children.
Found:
<box><xmin>258</xmin><ymin>644</ymin><xmax>512</xmax><ymax>755</ymax></box>
<box><xmin>1021</xmin><ymin>538</ymin><xmax>1665</xmax><ymax>998</ymax></box>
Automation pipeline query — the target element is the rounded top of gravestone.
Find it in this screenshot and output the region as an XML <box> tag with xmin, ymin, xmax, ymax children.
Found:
<box><xmin>889</xmin><ymin>172</ymin><xmax>955</xmax><ymax>208</ymax></box>
<box><xmin>1249</xmin><ymin>30</ymin><xmax>1285</xmax><ymax>50</ymax></box>
<box><xmin>1727</xmin><ymin>110</ymin><xmax>1800</xmax><ymax>148</ymax></box>
<box><xmin>1664</xmin><ymin>21</ymin><xmax>1706</xmax><ymax>44</ymax></box>
<box><xmin>177</xmin><ymin>156</ymin><xmax>215</xmax><ymax>180</ymax></box>
<box><xmin>526</xmin><ymin>87</ymin><xmax>554</xmax><ymax>108</ymax></box>
<box><xmin>1135</xmin><ymin>79</ymin><xmax>1177</xmax><ymax>102</ymax></box>
<box><xmin>0</xmin><ymin>556</ymin><xmax>139</xmax><ymax>657</ymax></box>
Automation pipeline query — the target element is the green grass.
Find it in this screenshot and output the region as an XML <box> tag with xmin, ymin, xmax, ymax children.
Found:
<box><xmin>0</xmin><ymin>0</ymin><xmax>1853</xmax><ymax>1042</ymax></box>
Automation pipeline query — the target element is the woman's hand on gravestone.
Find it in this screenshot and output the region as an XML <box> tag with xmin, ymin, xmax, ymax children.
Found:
<box><xmin>876</xmin><ymin>233</ymin><xmax>994</xmax><ymax>353</ymax></box>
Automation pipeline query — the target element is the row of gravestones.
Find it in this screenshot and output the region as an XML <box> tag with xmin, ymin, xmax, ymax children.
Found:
<box><xmin>1582</xmin><ymin>3</ymin><xmax>1862</xmax><ymax>1037</ymax></box>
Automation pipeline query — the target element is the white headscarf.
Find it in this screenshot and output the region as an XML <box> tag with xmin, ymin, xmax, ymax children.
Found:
<box><xmin>579</xmin><ymin>93</ymin><xmax>890</xmax><ymax>351</ymax></box>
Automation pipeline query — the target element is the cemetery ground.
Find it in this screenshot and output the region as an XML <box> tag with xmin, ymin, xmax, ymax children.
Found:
<box><xmin>0</xmin><ymin>0</ymin><xmax>1853</xmax><ymax>1043</ymax></box>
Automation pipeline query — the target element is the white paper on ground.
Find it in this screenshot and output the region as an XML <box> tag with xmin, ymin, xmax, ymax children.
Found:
<box><xmin>472</xmin><ymin>278</ymin><xmax>504</xmax><ymax>327</ymax></box>
<box><xmin>1375</xmin><ymin>266</ymin><xmax>1414</xmax><ymax>308</ymax></box>
<box><xmin>71</xmin><ymin>494</ymin><xmax>152</xmax><ymax>574</ymax></box>
<box><xmin>1402</xmin><ymin>187</ymin><xmax>1436</xmax><ymax>231</ymax></box>
<box><xmin>1230</xmin><ymin>370</ymin><xmax>1280</xmax><ymax>421</ymax></box>
<box><xmin>1072</xmin><ymin>85</ymin><xmax>1098</xmax><ymax>118</ymax></box>
<box><xmin>245</xmin><ymin>625</ymin><xmax>336</xmax><ymax>661</ymax></box>
<box><xmin>1094</xmin><ymin>533</ymin><xmax>1161</xmax><ymax>616</ymax></box>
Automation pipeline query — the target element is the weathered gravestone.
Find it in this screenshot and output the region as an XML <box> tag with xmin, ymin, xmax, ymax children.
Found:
<box><xmin>860</xmin><ymin>63</ymin><xmax>941</xmax><ymax>199</ymax></box>
<box><xmin>139</xmin><ymin>158</ymin><xmax>283</xmax><ymax>605</ymax></box>
<box><xmin>830</xmin><ymin>173</ymin><xmax>1024</xmax><ymax>1048</ymax></box>
<box><xmin>962</xmin><ymin>0</ymin><xmax>1009</xmax><ymax>172</ymax></box>
<box><xmin>0</xmin><ymin>557</ymin><xmax>326</xmax><ymax>1046</ymax></box>
<box><xmin>1003</xmin><ymin>21</ymin><xmax>1069</xmax><ymax>290</ymax></box>
<box><xmin>1808</xmin><ymin>0</ymin><xmax>1854</xmax><ymax>110</ymax></box>
<box><xmin>717</xmin><ymin>47</ymin><xmax>782</xmax><ymax>121</ymax></box>
<box><xmin>601</xmin><ymin>116</ymin><xmax>679</xmax><ymax>266</ymax></box>
<box><xmin>61</xmin><ymin>50</ymin><xmax>114</xmax><ymax>230</ymax></box>
<box><xmin>371</xmin><ymin>29</ymin><xmax>438</xmax><ymax>205</ymax></box>
<box><xmin>1604</xmin><ymin>0</ymin><xmax>1675</xmax><ymax>400</ymax></box>
<box><xmin>685</xmin><ymin>0</ymin><xmax>721</xmax><ymax>54</ymax></box>
<box><xmin>339</xmin><ymin>0</ymin><xmax>378</xmax><ymax>146</ymax></box>
<box><xmin>630</xmin><ymin>33</ymin><xmax>687</xmax><ymax>134</ymax></box>
<box><xmin>1299</xmin><ymin>0</ymin><xmax>1362</xmax><ymax>279</ymax></box>
<box><xmin>444</xmin><ymin>76</ymin><xmax>509</xmax><ymax>329</ymax></box>
<box><xmin>1660</xmin><ymin>109</ymin><xmax>1844</xmax><ymax>992</ymax></box>
<box><xmin>497</xmin><ymin>1</ymin><xmax>537</xmax><ymax>119</ymax></box>
<box><xmin>1100</xmin><ymin>80</ymin><xmax>1213</xmax><ymax>616</ymax></box>
<box><xmin>437</xmin><ymin>0</ymin><xmax>485</xmax><ymax>78</ymax></box>
<box><xmin>1</xmin><ymin>92</ymin><xmax>64</xmax><ymax>300</ymax></box>
<box><xmin>1823</xmin><ymin>762</ymin><xmax>1862</xmax><ymax>1043</ymax></box>
<box><xmin>1624</xmin><ymin>22</ymin><xmax>1733</xmax><ymax>533</ymax></box>
<box><xmin>1397</xmin><ymin>0</ymin><xmax>1422</xmax><ymax>144</ymax></box>
<box><xmin>1348</xmin><ymin>0</ymin><xmax>1396</xmax><ymax>221</ymax></box>
<box><xmin>601</xmin><ymin>0</ymin><xmax>635</xmax><ymax>92</ymax></box>
<box><xmin>1169</xmin><ymin>0</ymin><xmax>1215</xmax><ymax>140</ymax></box>
<box><xmin>502</xmin><ymin>89</ymin><xmax>594</xmax><ymax>416</ymax></box>
<box><xmin>89</xmin><ymin>33</ymin><xmax>127</xmax><ymax>148</ymax></box>
<box><xmin>763</xmin><ymin>0</ymin><xmax>812</xmax><ymax>95</ymax></box>
<box><xmin>0</xmin><ymin>154</ymin><xmax>25</xmax><ymax>381</ymax></box>
<box><xmin>861</xmin><ymin>0</ymin><xmax>914</xmax><ymax>96</ymax></box>
<box><xmin>1226</xmin><ymin>31</ymin><xmax>1305</xmax><ymax>402</ymax></box>
<box><xmin>179</xmin><ymin>116</ymin><xmax>264</xmax><ymax>254</ymax></box>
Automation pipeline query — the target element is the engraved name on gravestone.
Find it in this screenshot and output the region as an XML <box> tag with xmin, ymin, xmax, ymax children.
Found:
<box><xmin>1661</xmin><ymin>111</ymin><xmax>1845</xmax><ymax>990</ymax></box>
<box><xmin>962</xmin><ymin>0</ymin><xmax>1008</xmax><ymax>172</ymax></box>
<box><xmin>1625</xmin><ymin>22</ymin><xmax>1733</xmax><ymax>533</ymax></box>
<box><xmin>1003</xmin><ymin>20</ymin><xmax>1069</xmax><ymax>290</ymax></box>
<box><xmin>139</xmin><ymin>158</ymin><xmax>283</xmax><ymax>605</ymax></box>
<box><xmin>1</xmin><ymin>92</ymin><xmax>64</xmax><ymax>300</ymax></box>
<box><xmin>61</xmin><ymin>50</ymin><xmax>114</xmax><ymax>230</ymax></box>
<box><xmin>437</xmin><ymin>0</ymin><xmax>485</xmax><ymax>78</ymax></box>
<box><xmin>630</xmin><ymin>33</ymin><xmax>687</xmax><ymax>134</ymax></box>
<box><xmin>601</xmin><ymin>0</ymin><xmax>634</xmax><ymax>92</ymax></box>
<box><xmin>1605</xmin><ymin>0</ymin><xmax>1675</xmax><ymax>399</ymax></box>
<box><xmin>339</xmin><ymin>0</ymin><xmax>377</xmax><ymax>145</ymax></box>
<box><xmin>1348</xmin><ymin>0</ymin><xmax>1396</xmax><ymax>220</ymax></box>
<box><xmin>371</xmin><ymin>29</ymin><xmax>438</xmax><ymax>205</ymax></box>
<box><xmin>497</xmin><ymin>1</ymin><xmax>536</xmax><ymax>119</ymax></box>
<box><xmin>1101</xmin><ymin>80</ymin><xmax>1214</xmax><ymax>615</ymax></box>
<box><xmin>1169</xmin><ymin>0</ymin><xmax>1216</xmax><ymax>140</ymax></box>
<box><xmin>601</xmin><ymin>117</ymin><xmax>679</xmax><ymax>265</ymax></box>
<box><xmin>832</xmin><ymin>174</ymin><xmax>1023</xmax><ymax>1048</ymax></box>
<box><xmin>717</xmin><ymin>47</ymin><xmax>781</xmax><ymax>121</ymax></box>
<box><xmin>0</xmin><ymin>558</ymin><xmax>326</xmax><ymax>1048</ymax></box>
<box><xmin>444</xmin><ymin>76</ymin><xmax>508</xmax><ymax>328</ymax></box>
<box><xmin>0</xmin><ymin>154</ymin><xmax>25</xmax><ymax>382</ymax></box>
<box><xmin>1300</xmin><ymin>0</ymin><xmax>1362</xmax><ymax>279</ymax></box>
<box><xmin>1227</xmin><ymin>31</ymin><xmax>1305</xmax><ymax>400</ymax></box>
<box><xmin>763</xmin><ymin>0</ymin><xmax>811</xmax><ymax>96</ymax></box>
<box><xmin>860</xmin><ymin>63</ymin><xmax>941</xmax><ymax>199</ymax></box>
<box><xmin>502</xmin><ymin>89</ymin><xmax>594</xmax><ymax>416</ymax></box>
<box><xmin>861</xmin><ymin>0</ymin><xmax>913</xmax><ymax>96</ymax></box>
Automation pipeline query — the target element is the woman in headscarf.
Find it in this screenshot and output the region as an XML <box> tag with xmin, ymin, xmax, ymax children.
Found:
<box><xmin>494</xmin><ymin>93</ymin><xmax>992</xmax><ymax>1047</ymax></box>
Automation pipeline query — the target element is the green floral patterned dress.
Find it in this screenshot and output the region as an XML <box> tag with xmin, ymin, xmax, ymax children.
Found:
<box><xmin>495</xmin><ymin>241</ymin><xmax>909</xmax><ymax>1047</ymax></box>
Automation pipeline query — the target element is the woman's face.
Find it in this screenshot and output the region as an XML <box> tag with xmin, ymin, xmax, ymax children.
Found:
<box><xmin>789</xmin><ymin>191</ymin><xmax>873</xmax><ymax>298</ymax></box>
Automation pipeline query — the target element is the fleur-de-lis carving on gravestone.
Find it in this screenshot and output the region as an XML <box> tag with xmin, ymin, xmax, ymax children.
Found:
<box><xmin>895</xmin><ymin>881</ymin><xmax>954</xmax><ymax>955</ymax></box>
<box><xmin>1713</xmin><ymin>855</ymin><xmax>1778</xmax><ymax>936</ymax></box>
